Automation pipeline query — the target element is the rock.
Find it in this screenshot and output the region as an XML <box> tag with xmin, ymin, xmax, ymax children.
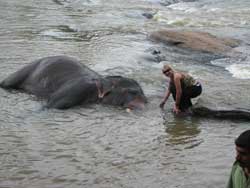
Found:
<box><xmin>150</xmin><ymin>30</ymin><xmax>240</xmax><ymax>56</ymax></box>
<box><xmin>191</xmin><ymin>99</ymin><xmax>250</xmax><ymax>121</ymax></box>
<box><xmin>142</xmin><ymin>13</ymin><xmax>154</xmax><ymax>19</ymax></box>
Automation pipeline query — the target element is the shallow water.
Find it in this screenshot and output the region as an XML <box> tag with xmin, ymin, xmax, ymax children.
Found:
<box><xmin>0</xmin><ymin>0</ymin><xmax>250</xmax><ymax>187</ymax></box>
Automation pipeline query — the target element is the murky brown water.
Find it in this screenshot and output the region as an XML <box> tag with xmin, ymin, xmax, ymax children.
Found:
<box><xmin>0</xmin><ymin>0</ymin><xmax>249</xmax><ymax>187</ymax></box>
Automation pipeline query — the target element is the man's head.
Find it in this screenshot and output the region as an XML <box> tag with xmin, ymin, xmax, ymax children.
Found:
<box><xmin>162</xmin><ymin>64</ymin><xmax>173</xmax><ymax>77</ymax></box>
<box><xmin>235</xmin><ymin>130</ymin><xmax>250</xmax><ymax>168</ymax></box>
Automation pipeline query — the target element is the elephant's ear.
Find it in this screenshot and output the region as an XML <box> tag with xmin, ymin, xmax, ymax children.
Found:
<box><xmin>95</xmin><ymin>80</ymin><xmax>103</xmax><ymax>98</ymax></box>
<box><xmin>96</xmin><ymin>79</ymin><xmax>114</xmax><ymax>98</ymax></box>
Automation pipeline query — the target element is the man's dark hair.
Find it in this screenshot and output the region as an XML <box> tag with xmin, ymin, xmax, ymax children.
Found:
<box><xmin>235</xmin><ymin>130</ymin><xmax>250</xmax><ymax>150</ymax></box>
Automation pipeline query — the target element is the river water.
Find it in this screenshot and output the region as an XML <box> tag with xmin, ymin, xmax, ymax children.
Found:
<box><xmin>0</xmin><ymin>0</ymin><xmax>249</xmax><ymax>187</ymax></box>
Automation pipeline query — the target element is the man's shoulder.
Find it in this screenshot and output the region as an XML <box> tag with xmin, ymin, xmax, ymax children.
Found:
<box><xmin>231</xmin><ymin>161</ymin><xmax>241</xmax><ymax>172</ymax></box>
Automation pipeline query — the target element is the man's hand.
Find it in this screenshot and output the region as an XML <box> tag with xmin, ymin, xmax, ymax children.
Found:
<box><xmin>173</xmin><ymin>105</ymin><xmax>181</xmax><ymax>114</ymax></box>
<box><xmin>159</xmin><ymin>101</ymin><xmax>165</xmax><ymax>108</ymax></box>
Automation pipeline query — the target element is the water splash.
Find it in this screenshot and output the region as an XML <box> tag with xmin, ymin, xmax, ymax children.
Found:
<box><xmin>226</xmin><ymin>63</ymin><xmax>250</xmax><ymax>79</ymax></box>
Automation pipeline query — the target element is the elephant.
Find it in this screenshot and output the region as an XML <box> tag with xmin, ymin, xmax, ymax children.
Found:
<box><xmin>0</xmin><ymin>56</ymin><xmax>147</xmax><ymax>110</ymax></box>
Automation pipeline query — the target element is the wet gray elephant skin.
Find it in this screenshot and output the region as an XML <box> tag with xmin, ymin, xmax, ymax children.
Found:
<box><xmin>191</xmin><ymin>99</ymin><xmax>250</xmax><ymax>121</ymax></box>
<box><xmin>0</xmin><ymin>56</ymin><xmax>147</xmax><ymax>110</ymax></box>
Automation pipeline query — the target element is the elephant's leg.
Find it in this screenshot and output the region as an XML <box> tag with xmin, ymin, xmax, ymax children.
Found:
<box><xmin>0</xmin><ymin>61</ymin><xmax>38</xmax><ymax>89</ymax></box>
<box><xmin>47</xmin><ymin>81</ymin><xmax>98</xmax><ymax>109</ymax></box>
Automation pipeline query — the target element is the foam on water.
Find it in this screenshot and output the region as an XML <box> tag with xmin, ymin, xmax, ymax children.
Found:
<box><xmin>226</xmin><ymin>63</ymin><xmax>250</xmax><ymax>79</ymax></box>
<box><xmin>153</xmin><ymin>0</ymin><xmax>250</xmax><ymax>28</ymax></box>
<box><xmin>168</xmin><ymin>2</ymin><xmax>199</xmax><ymax>13</ymax></box>
<box><xmin>211</xmin><ymin>57</ymin><xmax>250</xmax><ymax>79</ymax></box>
<box><xmin>41</xmin><ymin>29</ymin><xmax>65</xmax><ymax>38</ymax></box>
<box><xmin>57</xmin><ymin>0</ymin><xmax>101</xmax><ymax>6</ymax></box>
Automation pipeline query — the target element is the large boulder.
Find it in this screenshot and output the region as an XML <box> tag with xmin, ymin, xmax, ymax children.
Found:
<box><xmin>150</xmin><ymin>30</ymin><xmax>240</xmax><ymax>56</ymax></box>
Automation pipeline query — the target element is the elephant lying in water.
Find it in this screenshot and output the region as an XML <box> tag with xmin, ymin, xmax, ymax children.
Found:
<box><xmin>0</xmin><ymin>56</ymin><xmax>147</xmax><ymax>110</ymax></box>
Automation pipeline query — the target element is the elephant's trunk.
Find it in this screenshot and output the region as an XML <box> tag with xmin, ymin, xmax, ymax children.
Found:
<box><xmin>126</xmin><ymin>97</ymin><xmax>145</xmax><ymax>110</ymax></box>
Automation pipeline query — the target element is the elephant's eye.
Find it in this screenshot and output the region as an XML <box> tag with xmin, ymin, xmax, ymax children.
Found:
<box><xmin>104</xmin><ymin>90</ymin><xmax>111</xmax><ymax>96</ymax></box>
<box><xmin>126</xmin><ymin>94</ymin><xmax>133</xmax><ymax>103</ymax></box>
<box><xmin>126</xmin><ymin>90</ymin><xmax>138</xmax><ymax>103</ymax></box>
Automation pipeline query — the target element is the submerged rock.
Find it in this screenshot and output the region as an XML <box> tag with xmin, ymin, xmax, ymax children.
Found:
<box><xmin>191</xmin><ymin>99</ymin><xmax>250</xmax><ymax>121</ymax></box>
<box><xmin>150</xmin><ymin>30</ymin><xmax>240</xmax><ymax>56</ymax></box>
<box><xmin>142</xmin><ymin>13</ymin><xmax>155</xmax><ymax>19</ymax></box>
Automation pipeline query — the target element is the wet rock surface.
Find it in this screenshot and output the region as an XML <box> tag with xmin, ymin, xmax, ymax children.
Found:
<box><xmin>191</xmin><ymin>98</ymin><xmax>250</xmax><ymax>121</ymax></box>
<box><xmin>150</xmin><ymin>30</ymin><xmax>240</xmax><ymax>56</ymax></box>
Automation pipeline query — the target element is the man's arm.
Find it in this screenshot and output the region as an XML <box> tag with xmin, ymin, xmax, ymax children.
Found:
<box><xmin>173</xmin><ymin>73</ymin><xmax>182</xmax><ymax>114</ymax></box>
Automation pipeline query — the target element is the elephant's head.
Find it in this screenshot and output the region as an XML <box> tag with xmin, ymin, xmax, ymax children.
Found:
<box><xmin>98</xmin><ymin>76</ymin><xmax>147</xmax><ymax>110</ymax></box>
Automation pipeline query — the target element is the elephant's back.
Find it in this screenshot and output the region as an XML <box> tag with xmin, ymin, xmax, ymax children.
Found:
<box><xmin>23</xmin><ymin>56</ymin><xmax>100</xmax><ymax>98</ymax></box>
<box><xmin>31</xmin><ymin>56</ymin><xmax>99</xmax><ymax>79</ymax></box>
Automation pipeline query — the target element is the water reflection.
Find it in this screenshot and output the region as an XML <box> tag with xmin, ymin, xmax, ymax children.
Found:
<box><xmin>165</xmin><ymin>116</ymin><xmax>203</xmax><ymax>149</ymax></box>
